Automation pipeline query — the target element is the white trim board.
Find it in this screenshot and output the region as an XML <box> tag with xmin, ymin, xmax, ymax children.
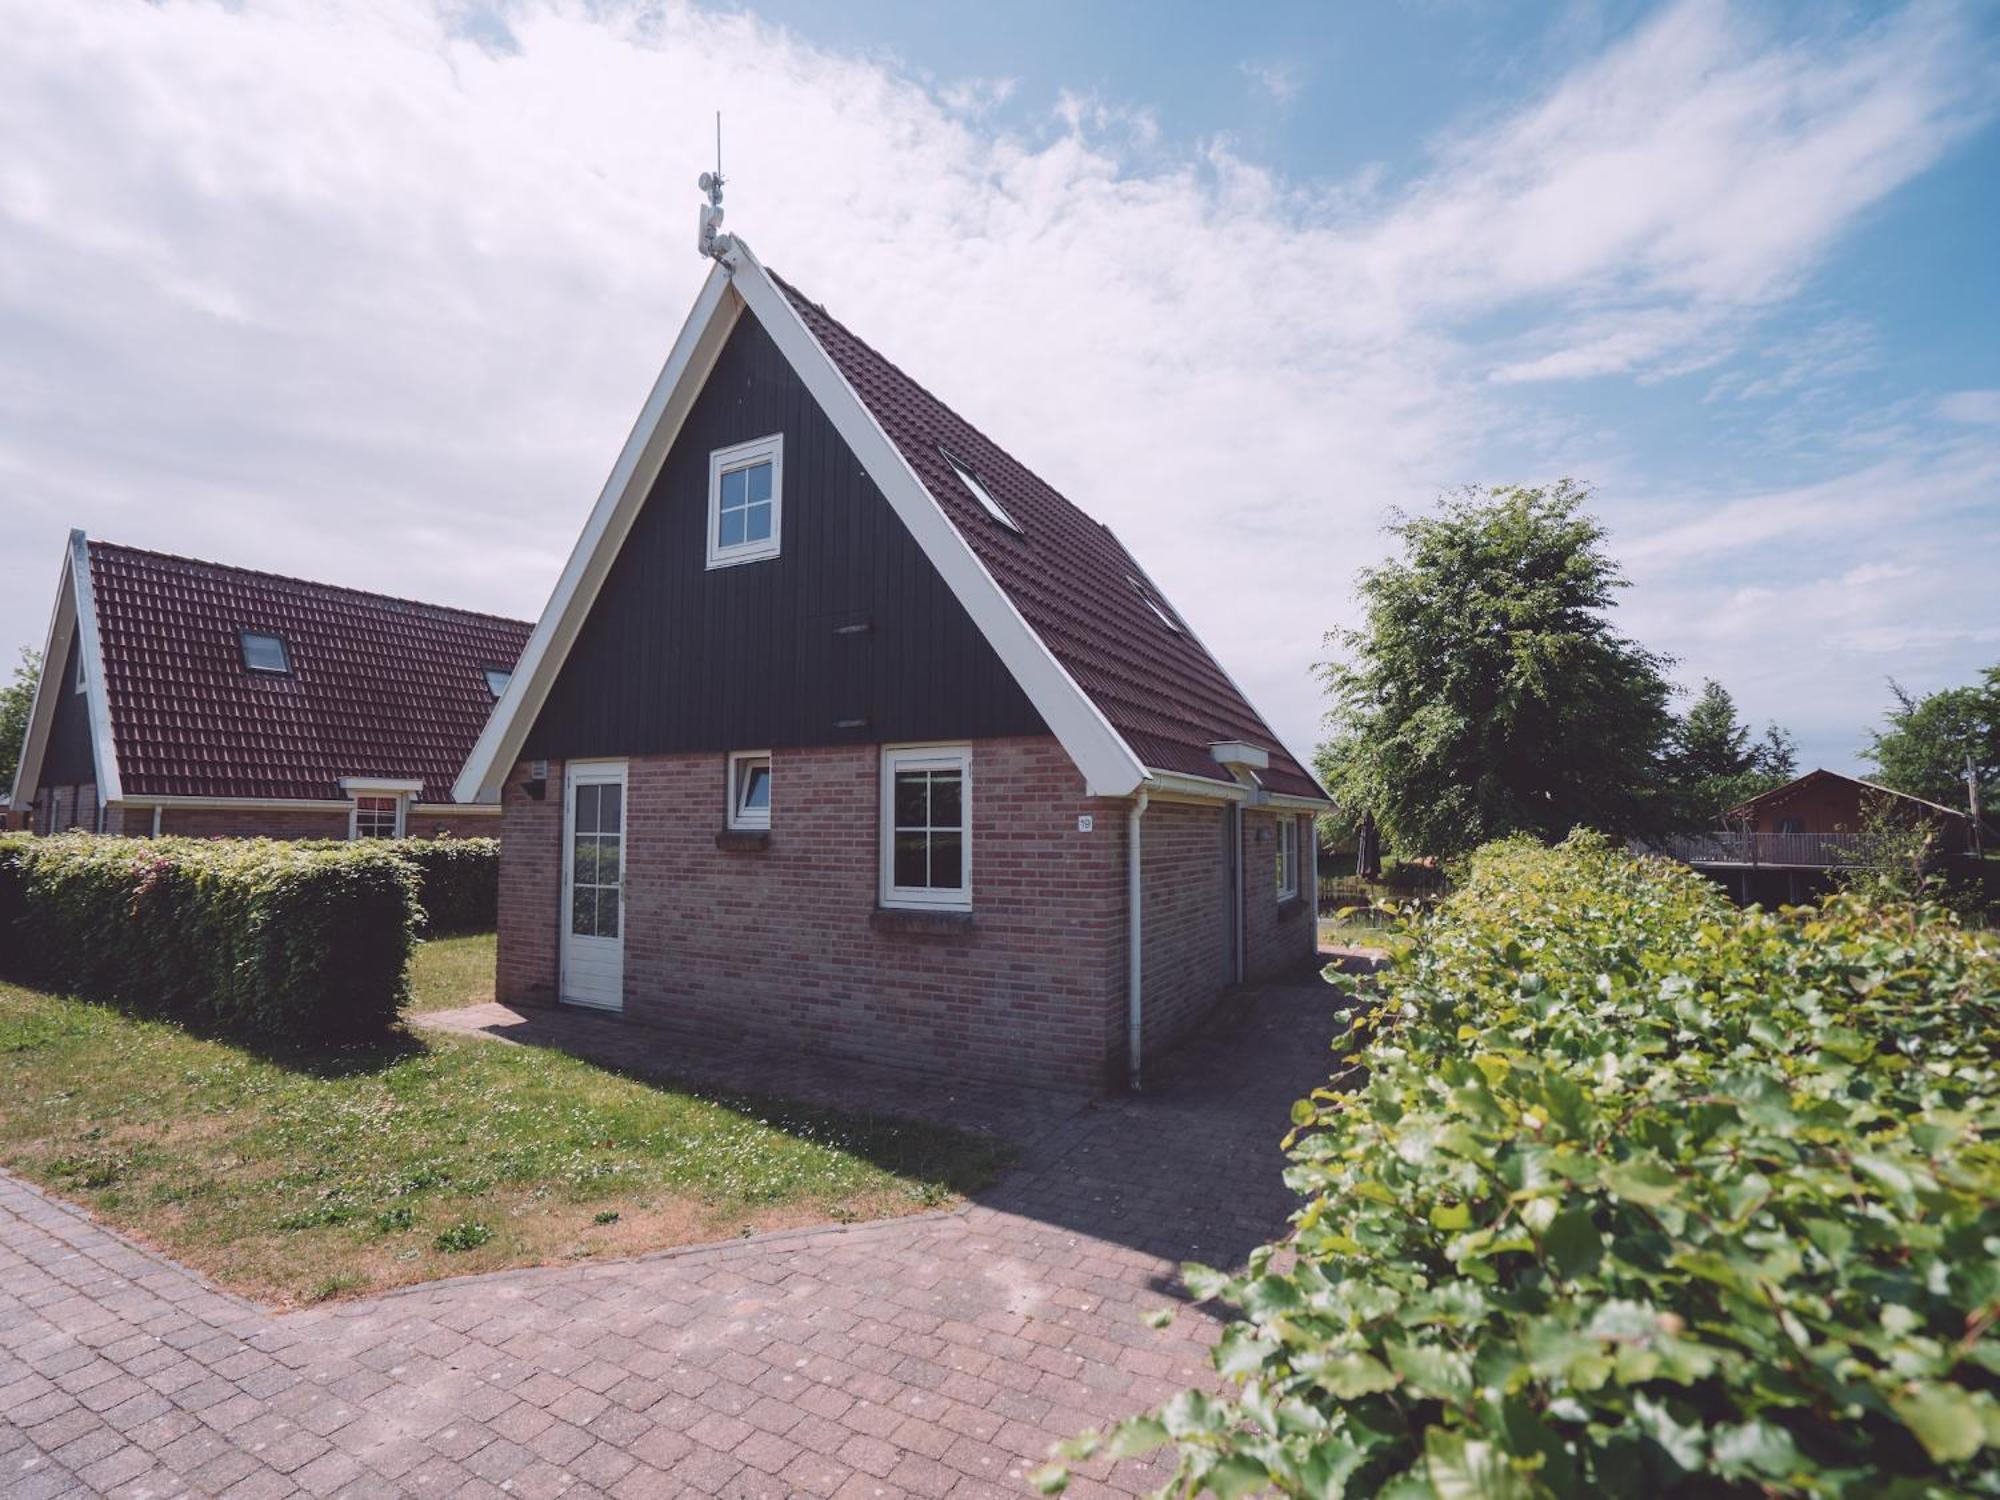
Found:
<box><xmin>10</xmin><ymin>531</ymin><xmax>122</xmax><ymax>810</ymax></box>
<box><xmin>453</xmin><ymin>238</ymin><xmax>1149</xmax><ymax>804</ymax></box>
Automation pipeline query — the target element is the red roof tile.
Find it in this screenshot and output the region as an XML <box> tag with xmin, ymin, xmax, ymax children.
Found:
<box><xmin>89</xmin><ymin>541</ymin><xmax>532</xmax><ymax>803</ymax></box>
<box><xmin>775</xmin><ymin>275</ymin><xmax>1325</xmax><ymax>801</ymax></box>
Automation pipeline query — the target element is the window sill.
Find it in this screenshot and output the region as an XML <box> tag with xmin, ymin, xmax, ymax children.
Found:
<box><xmin>714</xmin><ymin>829</ymin><xmax>771</xmax><ymax>852</ymax></box>
<box><xmin>1276</xmin><ymin>893</ymin><xmax>1306</xmax><ymax>917</ymax></box>
<box><xmin>870</xmin><ymin>906</ymin><xmax>975</xmax><ymax>936</ymax></box>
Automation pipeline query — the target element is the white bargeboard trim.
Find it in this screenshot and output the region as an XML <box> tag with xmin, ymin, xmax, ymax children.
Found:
<box><xmin>10</xmin><ymin>531</ymin><xmax>122</xmax><ymax>811</ymax></box>
<box><xmin>453</xmin><ymin>263</ymin><xmax>743</xmax><ymax>804</ymax></box>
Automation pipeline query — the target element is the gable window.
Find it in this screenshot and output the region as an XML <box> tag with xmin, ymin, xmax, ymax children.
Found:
<box><xmin>940</xmin><ymin>447</ymin><xmax>1021</xmax><ymax>533</ymax></box>
<box><xmin>241</xmin><ymin>631</ymin><xmax>291</xmax><ymax>675</ymax></box>
<box><xmin>707</xmin><ymin>434</ymin><xmax>783</xmax><ymax>569</ymax></box>
<box><xmin>352</xmin><ymin>795</ymin><xmax>403</xmax><ymax>840</ymax></box>
<box><xmin>881</xmin><ymin>746</ymin><xmax>971</xmax><ymax>910</ymax></box>
<box><xmin>74</xmin><ymin>650</ymin><xmax>85</xmax><ymax>692</ymax></box>
<box><xmin>1275</xmin><ymin>816</ymin><xmax>1299</xmax><ymax>900</ymax></box>
<box><xmin>728</xmin><ymin>751</ymin><xmax>772</xmax><ymax>830</ymax></box>
<box><xmin>483</xmin><ymin>667</ymin><xmax>512</xmax><ymax>698</ymax></box>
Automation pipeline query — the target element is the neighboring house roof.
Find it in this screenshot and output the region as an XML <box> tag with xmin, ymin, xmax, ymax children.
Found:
<box><xmin>11</xmin><ymin>532</ymin><xmax>532</xmax><ymax>807</ymax></box>
<box><xmin>457</xmin><ymin>238</ymin><xmax>1328</xmax><ymax>807</ymax></box>
<box><xmin>1724</xmin><ymin>768</ymin><xmax>1973</xmax><ymax>826</ymax></box>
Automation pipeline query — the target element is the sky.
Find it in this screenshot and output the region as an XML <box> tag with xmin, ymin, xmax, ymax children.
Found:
<box><xmin>2</xmin><ymin>0</ymin><xmax>1996</xmax><ymax>781</ymax></box>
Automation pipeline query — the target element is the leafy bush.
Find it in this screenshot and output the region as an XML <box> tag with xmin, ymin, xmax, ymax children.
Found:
<box><xmin>0</xmin><ymin>832</ymin><xmax>418</xmax><ymax>1041</ymax></box>
<box><xmin>389</xmin><ymin>836</ymin><xmax>498</xmax><ymax>934</ymax></box>
<box><xmin>1052</xmin><ymin>833</ymin><xmax>2000</xmax><ymax>1496</ymax></box>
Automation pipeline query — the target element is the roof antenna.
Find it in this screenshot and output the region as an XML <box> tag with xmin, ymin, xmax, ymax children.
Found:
<box><xmin>697</xmin><ymin>112</ymin><xmax>732</xmax><ymax>260</ymax></box>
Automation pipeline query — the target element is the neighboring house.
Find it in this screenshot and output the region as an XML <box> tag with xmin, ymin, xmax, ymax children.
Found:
<box><xmin>456</xmin><ymin>236</ymin><xmax>1331</xmax><ymax>1092</ymax></box>
<box><xmin>1657</xmin><ymin>767</ymin><xmax>1983</xmax><ymax>903</ymax></box>
<box><xmin>11</xmin><ymin>533</ymin><xmax>532</xmax><ymax>840</ymax></box>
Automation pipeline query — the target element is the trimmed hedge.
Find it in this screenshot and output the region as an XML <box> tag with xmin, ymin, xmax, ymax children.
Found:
<box><xmin>0</xmin><ymin>833</ymin><xmax>418</xmax><ymax>1041</ymax></box>
<box><xmin>388</xmin><ymin>836</ymin><xmax>498</xmax><ymax>934</ymax></box>
<box><xmin>1051</xmin><ymin>833</ymin><xmax>2000</xmax><ymax>1496</ymax></box>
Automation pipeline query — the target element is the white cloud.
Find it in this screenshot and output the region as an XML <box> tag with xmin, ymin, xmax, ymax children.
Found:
<box><xmin>1939</xmin><ymin>389</ymin><xmax>2000</xmax><ymax>424</ymax></box>
<box><xmin>1239</xmin><ymin>60</ymin><xmax>1303</xmax><ymax>107</ymax></box>
<box><xmin>0</xmin><ymin>0</ymin><xmax>1992</xmax><ymax>781</ymax></box>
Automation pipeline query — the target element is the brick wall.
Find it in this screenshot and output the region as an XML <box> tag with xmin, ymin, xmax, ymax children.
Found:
<box><xmin>1136</xmin><ymin>799</ymin><xmax>1232</xmax><ymax>1067</ymax></box>
<box><xmin>1243</xmin><ymin>809</ymin><xmax>1315</xmax><ymax>981</ymax></box>
<box><xmin>153</xmin><ymin>807</ymin><xmax>351</xmax><ymax>839</ymax></box>
<box><xmin>497</xmin><ymin>738</ymin><xmax>1132</xmax><ymax>1089</ymax></box>
<box><xmin>497</xmin><ymin>766</ymin><xmax>565</xmax><ymax>1009</ymax></box>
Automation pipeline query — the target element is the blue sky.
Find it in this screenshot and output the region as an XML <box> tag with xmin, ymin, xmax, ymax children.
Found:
<box><xmin>1</xmin><ymin>0</ymin><xmax>1996</xmax><ymax>783</ymax></box>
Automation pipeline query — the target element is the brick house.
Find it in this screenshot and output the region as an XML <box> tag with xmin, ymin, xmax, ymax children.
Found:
<box><xmin>457</xmin><ymin>235</ymin><xmax>1330</xmax><ymax>1091</ymax></box>
<box><xmin>10</xmin><ymin>533</ymin><xmax>531</xmax><ymax>840</ymax></box>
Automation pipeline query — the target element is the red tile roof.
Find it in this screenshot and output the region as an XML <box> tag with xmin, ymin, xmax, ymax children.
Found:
<box><xmin>88</xmin><ymin>541</ymin><xmax>532</xmax><ymax>803</ymax></box>
<box><xmin>776</xmin><ymin>275</ymin><xmax>1325</xmax><ymax>801</ymax></box>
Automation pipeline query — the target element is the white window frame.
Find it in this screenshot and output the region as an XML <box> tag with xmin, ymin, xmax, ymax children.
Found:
<box><xmin>350</xmin><ymin>794</ymin><xmax>406</xmax><ymax>840</ymax></box>
<box><xmin>1276</xmin><ymin>816</ymin><xmax>1299</xmax><ymax>900</ymax></box>
<box><xmin>727</xmin><ymin>750</ymin><xmax>772</xmax><ymax>831</ymax></box>
<box><xmin>706</xmin><ymin>433</ymin><xmax>784</xmax><ymax>570</ymax></box>
<box><xmin>880</xmin><ymin>744</ymin><xmax>973</xmax><ymax>912</ymax></box>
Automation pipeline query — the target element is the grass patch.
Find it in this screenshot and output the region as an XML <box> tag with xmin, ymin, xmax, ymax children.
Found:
<box><xmin>1317</xmin><ymin>913</ymin><xmax>1415</xmax><ymax>960</ymax></box>
<box><xmin>0</xmin><ymin>977</ymin><xmax>1009</xmax><ymax>1305</ymax></box>
<box><xmin>407</xmin><ymin>932</ymin><xmax>497</xmax><ymax>1013</ymax></box>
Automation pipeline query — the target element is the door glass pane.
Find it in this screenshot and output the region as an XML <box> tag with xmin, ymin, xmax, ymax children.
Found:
<box><xmin>574</xmin><ymin>784</ymin><xmax>598</xmax><ymax>835</ymax></box>
<box><xmin>573</xmin><ymin>838</ymin><xmax>598</xmax><ymax>887</ymax></box>
<box><xmin>570</xmin><ymin>886</ymin><xmax>595</xmax><ymax>937</ymax></box>
<box><xmin>597</xmin><ymin>785</ymin><xmax>621</xmax><ymax>829</ymax></box>
<box><xmin>596</xmin><ymin>890</ymin><xmax>619</xmax><ymax>939</ymax></box>
<box><xmin>893</xmin><ymin>832</ymin><xmax>928</xmax><ymax>889</ymax></box>
<box><xmin>597</xmin><ymin>836</ymin><xmax>621</xmax><ymax>888</ymax></box>
<box><xmin>929</xmin><ymin>833</ymin><xmax>963</xmax><ymax>890</ymax></box>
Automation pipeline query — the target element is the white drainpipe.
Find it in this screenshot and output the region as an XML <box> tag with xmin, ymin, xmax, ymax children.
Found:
<box><xmin>1233</xmin><ymin>805</ymin><xmax>1247</xmax><ymax>983</ymax></box>
<box><xmin>1127</xmin><ymin>789</ymin><xmax>1149</xmax><ymax>1092</ymax></box>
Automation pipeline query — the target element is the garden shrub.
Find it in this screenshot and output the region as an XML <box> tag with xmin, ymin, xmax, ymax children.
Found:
<box><xmin>0</xmin><ymin>832</ymin><xmax>418</xmax><ymax>1041</ymax></box>
<box><xmin>1051</xmin><ymin>832</ymin><xmax>1999</xmax><ymax>1496</ymax></box>
<box><xmin>388</xmin><ymin>836</ymin><xmax>498</xmax><ymax>934</ymax></box>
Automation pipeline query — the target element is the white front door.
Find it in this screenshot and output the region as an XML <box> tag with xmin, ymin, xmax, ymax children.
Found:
<box><xmin>561</xmin><ymin>761</ymin><xmax>626</xmax><ymax>1010</ymax></box>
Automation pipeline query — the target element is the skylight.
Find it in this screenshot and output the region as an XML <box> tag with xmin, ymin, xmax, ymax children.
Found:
<box><xmin>941</xmin><ymin>448</ymin><xmax>1021</xmax><ymax>534</ymax></box>
<box><xmin>240</xmin><ymin>631</ymin><xmax>291</xmax><ymax>674</ymax></box>
<box><xmin>484</xmin><ymin>667</ymin><xmax>512</xmax><ymax>699</ymax></box>
<box><xmin>1128</xmin><ymin>576</ymin><xmax>1182</xmax><ymax>634</ymax></box>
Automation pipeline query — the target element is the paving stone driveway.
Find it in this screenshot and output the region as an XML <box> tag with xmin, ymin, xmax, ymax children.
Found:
<box><xmin>2</xmin><ymin>979</ymin><xmax>1348</xmax><ymax>1499</ymax></box>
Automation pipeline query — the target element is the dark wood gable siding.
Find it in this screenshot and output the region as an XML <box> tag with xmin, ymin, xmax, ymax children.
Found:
<box><xmin>43</xmin><ymin>635</ymin><xmax>100</xmax><ymax>785</ymax></box>
<box><xmin>522</xmin><ymin>311</ymin><xmax>1046</xmax><ymax>762</ymax></box>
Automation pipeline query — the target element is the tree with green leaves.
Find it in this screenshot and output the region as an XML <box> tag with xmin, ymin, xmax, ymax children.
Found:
<box><xmin>1664</xmin><ymin>679</ymin><xmax>1796</xmax><ymax>827</ymax></box>
<box><xmin>0</xmin><ymin>647</ymin><xmax>40</xmax><ymax>795</ymax></box>
<box><xmin>1315</xmin><ymin>481</ymin><xmax>1675</xmax><ymax>859</ymax></box>
<box><xmin>1863</xmin><ymin>667</ymin><xmax>1998</xmax><ymax>815</ymax></box>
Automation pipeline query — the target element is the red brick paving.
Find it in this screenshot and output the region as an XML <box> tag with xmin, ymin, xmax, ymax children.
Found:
<box><xmin>1</xmin><ymin>979</ymin><xmax>1346</xmax><ymax>1497</ymax></box>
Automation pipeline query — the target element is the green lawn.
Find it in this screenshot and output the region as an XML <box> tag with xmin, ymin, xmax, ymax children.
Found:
<box><xmin>0</xmin><ymin>969</ymin><xmax>1009</xmax><ymax>1305</ymax></box>
<box><xmin>1318</xmin><ymin>913</ymin><xmax>1416</xmax><ymax>961</ymax></box>
<box><xmin>408</xmin><ymin>931</ymin><xmax>497</xmax><ymax>1012</ymax></box>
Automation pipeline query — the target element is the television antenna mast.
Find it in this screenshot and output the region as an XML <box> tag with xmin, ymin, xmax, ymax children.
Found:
<box><xmin>697</xmin><ymin>112</ymin><xmax>731</xmax><ymax>260</ymax></box>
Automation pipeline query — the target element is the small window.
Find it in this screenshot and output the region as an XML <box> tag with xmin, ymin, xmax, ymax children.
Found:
<box><xmin>74</xmin><ymin>650</ymin><xmax>85</xmax><ymax>693</ymax></box>
<box><xmin>241</xmin><ymin>631</ymin><xmax>291</xmax><ymax>675</ymax></box>
<box><xmin>483</xmin><ymin>667</ymin><xmax>512</xmax><ymax>698</ymax></box>
<box><xmin>1127</xmin><ymin>576</ymin><xmax>1182</xmax><ymax>633</ymax></box>
<box><xmin>352</xmin><ymin>795</ymin><xmax>402</xmax><ymax>840</ymax></box>
<box><xmin>707</xmin><ymin>434</ymin><xmax>784</xmax><ymax>569</ymax></box>
<box><xmin>881</xmin><ymin>746</ymin><xmax>971</xmax><ymax>910</ymax></box>
<box><xmin>1275</xmin><ymin>817</ymin><xmax>1299</xmax><ymax>899</ymax></box>
<box><xmin>940</xmin><ymin>448</ymin><xmax>1021</xmax><ymax>533</ymax></box>
<box><xmin>728</xmin><ymin>751</ymin><xmax>772</xmax><ymax>830</ymax></box>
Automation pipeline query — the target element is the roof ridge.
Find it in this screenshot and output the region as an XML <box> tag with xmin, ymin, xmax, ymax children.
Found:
<box><xmin>85</xmin><ymin>538</ymin><xmax>534</xmax><ymax>631</ymax></box>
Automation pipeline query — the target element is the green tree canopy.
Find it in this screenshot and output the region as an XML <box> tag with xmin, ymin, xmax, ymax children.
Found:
<box><xmin>1863</xmin><ymin>666</ymin><xmax>1999</xmax><ymax>814</ymax></box>
<box><xmin>0</xmin><ymin>647</ymin><xmax>40</xmax><ymax>795</ymax></box>
<box><xmin>1664</xmin><ymin>679</ymin><xmax>1797</xmax><ymax>827</ymax></box>
<box><xmin>1316</xmin><ymin>481</ymin><xmax>1674</xmax><ymax>859</ymax></box>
